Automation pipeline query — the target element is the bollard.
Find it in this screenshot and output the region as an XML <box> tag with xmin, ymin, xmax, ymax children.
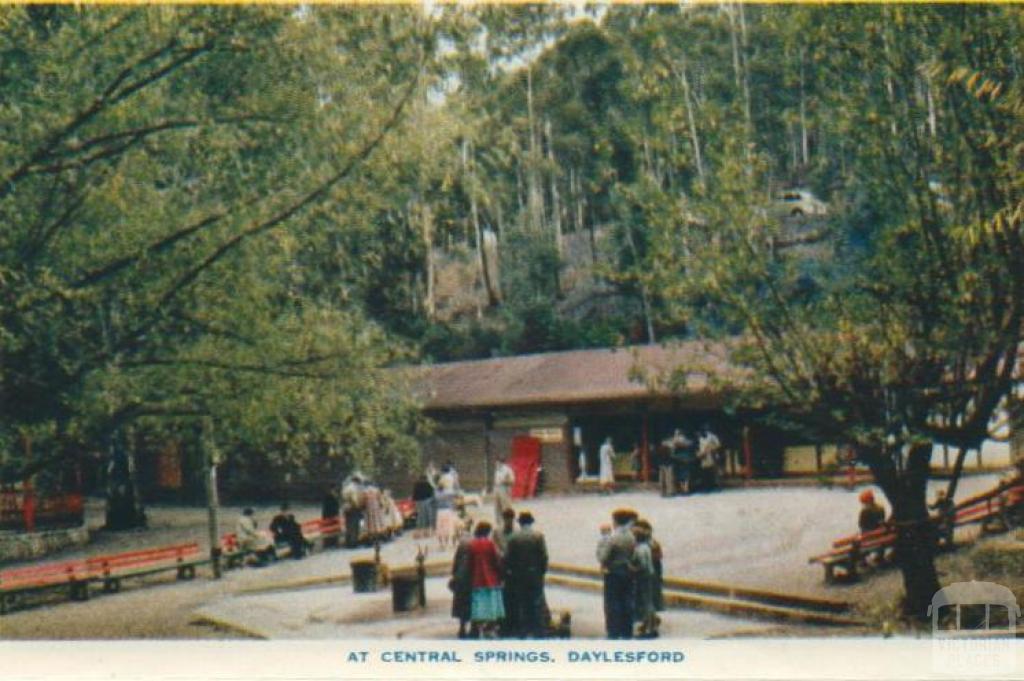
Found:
<box><xmin>391</xmin><ymin>571</ymin><xmax>421</xmax><ymax>612</ymax></box>
<box><xmin>351</xmin><ymin>559</ymin><xmax>379</xmax><ymax>593</ymax></box>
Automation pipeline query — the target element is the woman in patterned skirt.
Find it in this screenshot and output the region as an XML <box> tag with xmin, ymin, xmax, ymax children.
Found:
<box><xmin>467</xmin><ymin>521</ymin><xmax>505</xmax><ymax>638</ymax></box>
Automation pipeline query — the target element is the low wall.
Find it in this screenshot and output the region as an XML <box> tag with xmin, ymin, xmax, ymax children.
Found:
<box><xmin>0</xmin><ymin>526</ymin><xmax>90</xmax><ymax>564</ymax></box>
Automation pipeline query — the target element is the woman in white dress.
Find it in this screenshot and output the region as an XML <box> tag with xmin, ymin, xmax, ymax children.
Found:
<box><xmin>599</xmin><ymin>437</ymin><xmax>616</xmax><ymax>493</ymax></box>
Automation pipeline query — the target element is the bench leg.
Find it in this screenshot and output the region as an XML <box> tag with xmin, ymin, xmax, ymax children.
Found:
<box><xmin>103</xmin><ymin>578</ymin><xmax>121</xmax><ymax>594</ymax></box>
<box><xmin>70</xmin><ymin>582</ymin><xmax>90</xmax><ymax>601</ymax></box>
<box><xmin>177</xmin><ymin>565</ymin><xmax>196</xmax><ymax>580</ymax></box>
<box><xmin>1</xmin><ymin>592</ymin><xmax>18</xmax><ymax>615</ymax></box>
<box><xmin>823</xmin><ymin>564</ymin><xmax>835</xmax><ymax>584</ymax></box>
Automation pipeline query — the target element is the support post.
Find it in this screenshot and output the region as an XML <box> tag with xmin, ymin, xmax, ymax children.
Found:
<box><xmin>742</xmin><ymin>426</ymin><xmax>753</xmax><ymax>481</ymax></box>
<box><xmin>201</xmin><ymin>417</ymin><xmax>222</xmax><ymax>579</ymax></box>
<box><xmin>641</xmin><ymin>412</ymin><xmax>650</xmax><ymax>483</ymax></box>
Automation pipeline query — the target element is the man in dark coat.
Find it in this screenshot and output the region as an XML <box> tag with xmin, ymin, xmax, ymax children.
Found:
<box><xmin>598</xmin><ymin>508</ymin><xmax>637</xmax><ymax>639</ymax></box>
<box><xmin>503</xmin><ymin>511</ymin><xmax>549</xmax><ymax>638</ymax></box>
<box><xmin>449</xmin><ymin>521</ymin><xmax>474</xmax><ymax>639</ymax></box>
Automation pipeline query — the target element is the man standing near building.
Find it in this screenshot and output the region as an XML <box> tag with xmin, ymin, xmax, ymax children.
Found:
<box><xmin>597</xmin><ymin>508</ymin><xmax>637</xmax><ymax>639</ymax></box>
<box><xmin>493</xmin><ymin>456</ymin><xmax>516</xmax><ymax>525</ymax></box>
<box><xmin>504</xmin><ymin>511</ymin><xmax>549</xmax><ymax>638</ymax></box>
<box><xmin>598</xmin><ymin>437</ymin><xmax>616</xmax><ymax>494</ymax></box>
<box><xmin>698</xmin><ymin>425</ymin><xmax>722</xmax><ymax>491</ymax></box>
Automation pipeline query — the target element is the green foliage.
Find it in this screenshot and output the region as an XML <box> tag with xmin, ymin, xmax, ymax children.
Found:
<box><xmin>0</xmin><ymin>6</ymin><xmax>433</xmax><ymax>482</ymax></box>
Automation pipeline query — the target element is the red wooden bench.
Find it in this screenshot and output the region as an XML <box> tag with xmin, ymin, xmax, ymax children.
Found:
<box><xmin>952</xmin><ymin>483</ymin><xmax>1024</xmax><ymax>533</ymax></box>
<box><xmin>0</xmin><ymin>558</ymin><xmax>92</xmax><ymax>613</ymax></box>
<box><xmin>0</xmin><ymin>541</ymin><xmax>204</xmax><ymax>614</ymax></box>
<box><xmin>85</xmin><ymin>542</ymin><xmax>203</xmax><ymax>593</ymax></box>
<box><xmin>810</xmin><ymin>526</ymin><xmax>897</xmax><ymax>584</ymax></box>
<box><xmin>300</xmin><ymin>517</ymin><xmax>342</xmax><ymax>546</ymax></box>
<box><xmin>811</xmin><ymin>480</ymin><xmax>1024</xmax><ymax>583</ymax></box>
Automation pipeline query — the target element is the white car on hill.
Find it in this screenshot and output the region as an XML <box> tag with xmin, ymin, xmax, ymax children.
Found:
<box><xmin>771</xmin><ymin>189</ymin><xmax>828</xmax><ymax>219</ymax></box>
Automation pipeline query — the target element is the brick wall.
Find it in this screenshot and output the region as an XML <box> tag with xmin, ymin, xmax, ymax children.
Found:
<box><xmin>421</xmin><ymin>417</ymin><xmax>489</xmax><ymax>493</ymax></box>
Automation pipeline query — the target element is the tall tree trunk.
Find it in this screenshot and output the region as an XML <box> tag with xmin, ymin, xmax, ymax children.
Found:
<box><xmin>799</xmin><ymin>49</ymin><xmax>809</xmax><ymax>167</ymax></box>
<box><xmin>726</xmin><ymin>4</ymin><xmax>752</xmax><ymax>130</ymax></box>
<box><xmin>624</xmin><ymin>227</ymin><xmax>656</xmax><ymax>344</ymax></box>
<box><xmin>464</xmin><ymin>139</ymin><xmax>499</xmax><ymax>308</ymax></box>
<box><xmin>526</xmin><ymin>67</ymin><xmax>545</xmax><ymax>234</ymax></box>
<box><xmin>104</xmin><ymin>425</ymin><xmax>145</xmax><ymax>530</ymax></box>
<box><xmin>418</xmin><ymin>203</ymin><xmax>436</xmax><ymax>321</ymax></box>
<box><xmin>545</xmin><ymin>118</ymin><xmax>563</xmax><ymax>261</ymax></box>
<box><xmin>673</xmin><ymin>61</ymin><xmax>705</xmax><ymax>185</ymax></box>
<box><xmin>869</xmin><ymin>443</ymin><xmax>941</xmax><ymax>620</ymax></box>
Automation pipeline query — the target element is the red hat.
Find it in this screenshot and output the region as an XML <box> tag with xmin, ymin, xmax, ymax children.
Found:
<box><xmin>859</xmin><ymin>490</ymin><xmax>875</xmax><ymax>504</ymax></box>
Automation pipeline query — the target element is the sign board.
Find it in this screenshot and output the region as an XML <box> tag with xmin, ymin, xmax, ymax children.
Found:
<box><xmin>529</xmin><ymin>427</ymin><xmax>564</xmax><ymax>444</ymax></box>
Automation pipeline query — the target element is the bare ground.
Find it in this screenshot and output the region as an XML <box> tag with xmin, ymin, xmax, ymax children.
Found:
<box><xmin>0</xmin><ymin>473</ymin><xmax>1009</xmax><ymax>640</ymax></box>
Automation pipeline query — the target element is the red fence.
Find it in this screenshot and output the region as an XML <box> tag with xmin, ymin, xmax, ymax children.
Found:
<box><xmin>0</xmin><ymin>487</ymin><xmax>84</xmax><ymax>532</ymax></box>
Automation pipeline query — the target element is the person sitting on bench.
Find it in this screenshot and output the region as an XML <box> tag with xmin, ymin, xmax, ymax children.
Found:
<box><xmin>857</xmin><ymin>490</ymin><xmax>888</xmax><ymax>564</ymax></box>
<box><xmin>929</xmin><ymin>489</ymin><xmax>956</xmax><ymax>548</ymax></box>
<box><xmin>270</xmin><ymin>504</ymin><xmax>308</xmax><ymax>559</ymax></box>
<box><xmin>236</xmin><ymin>508</ymin><xmax>275</xmax><ymax>566</ymax></box>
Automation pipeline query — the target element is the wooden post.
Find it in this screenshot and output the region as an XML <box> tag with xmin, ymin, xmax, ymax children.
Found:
<box><xmin>641</xmin><ymin>412</ymin><xmax>650</xmax><ymax>483</ymax></box>
<box><xmin>742</xmin><ymin>426</ymin><xmax>753</xmax><ymax>481</ymax></box>
<box><xmin>22</xmin><ymin>479</ymin><xmax>36</xmax><ymax>534</ymax></box>
<box><xmin>815</xmin><ymin>444</ymin><xmax>823</xmax><ymax>472</ymax></box>
<box><xmin>201</xmin><ymin>417</ymin><xmax>222</xmax><ymax>579</ymax></box>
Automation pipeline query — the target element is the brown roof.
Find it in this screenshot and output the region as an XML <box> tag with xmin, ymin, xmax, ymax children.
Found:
<box><xmin>410</xmin><ymin>342</ymin><xmax>744</xmax><ymax>412</ymax></box>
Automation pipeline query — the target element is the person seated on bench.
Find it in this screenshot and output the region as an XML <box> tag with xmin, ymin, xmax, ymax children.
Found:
<box><xmin>858</xmin><ymin>490</ymin><xmax>886</xmax><ymax>532</ymax></box>
<box><xmin>270</xmin><ymin>503</ymin><xmax>290</xmax><ymax>545</ymax></box>
<box><xmin>929</xmin><ymin>489</ymin><xmax>955</xmax><ymax>547</ymax></box>
<box><xmin>236</xmin><ymin>508</ymin><xmax>275</xmax><ymax>566</ymax></box>
<box><xmin>857</xmin><ymin>490</ymin><xmax>888</xmax><ymax>564</ymax></box>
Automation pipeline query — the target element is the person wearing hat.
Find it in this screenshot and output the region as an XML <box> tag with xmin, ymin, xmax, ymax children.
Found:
<box><xmin>631</xmin><ymin>521</ymin><xmax>657</xmax><ymax>638</ymax></box>
<box><xmin>858</xmin><ymin>489</ymin><xmax>886</xmax><ymax>534</ymax></box>
<box><xmin>504</xmin><ymin>511</ymin><xmax>549</xmax><ymax>638</ymax></box>
<box><xmin>598</xmin><ymin>508</ymin><xmax>637</xmax><ymax>639</ymax></box>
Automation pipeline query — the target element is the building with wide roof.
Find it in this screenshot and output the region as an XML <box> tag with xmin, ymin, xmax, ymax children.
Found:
<box><xmin>398</xmin><ymin>341</ymin><xmax>791</xmax><ymax>495</ymax></box>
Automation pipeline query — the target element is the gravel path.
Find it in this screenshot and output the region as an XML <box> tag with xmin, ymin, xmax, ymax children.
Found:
<box><xmin>0</xmin><ymin>473</ymin><xmax>1001</xmax><ymax>640</ymax></box>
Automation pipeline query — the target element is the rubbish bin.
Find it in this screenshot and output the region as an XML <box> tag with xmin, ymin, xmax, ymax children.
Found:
<box><xmin>350</xmin><ymin>559</ymin><xmax>379</xmax><ymax>593</ymax></box>
<box><xmin>391</xmin><ymin>570</ymin><xmax>423</xmax><ymax>613</ymax></box>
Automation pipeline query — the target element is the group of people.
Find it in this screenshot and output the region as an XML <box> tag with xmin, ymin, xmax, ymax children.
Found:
<box><xmin>449</xmin><ymin>507</ymin><xmax>549</xmax><ymax>639</ymax></box>
<box><xmin>581</xmin><ymin>427</ymin><xmax>723</xmax><ymax>496</ymax></box>
<box><xmin>337</xmin><ymin>473</ymin><xmax>404</xmax><ymax>548</ymax></box>
<box><xmin>596</xmin><ymin>508</ymin><xmax>665</xmax><ymax>639</ymax></box>
<box><xmin>234</xmin><ymin>504</ymin><xmax>311</xmax><ymax>566</ymax></box>
<box><xmin>410</xmin><ymin>461</ymin><xmax>467</xmax><ymax>549</ymax></box>
<box><xmin>658</xmin><ymin>426</ymin><xmax>722</xmax><ymax>495</ymax></box>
